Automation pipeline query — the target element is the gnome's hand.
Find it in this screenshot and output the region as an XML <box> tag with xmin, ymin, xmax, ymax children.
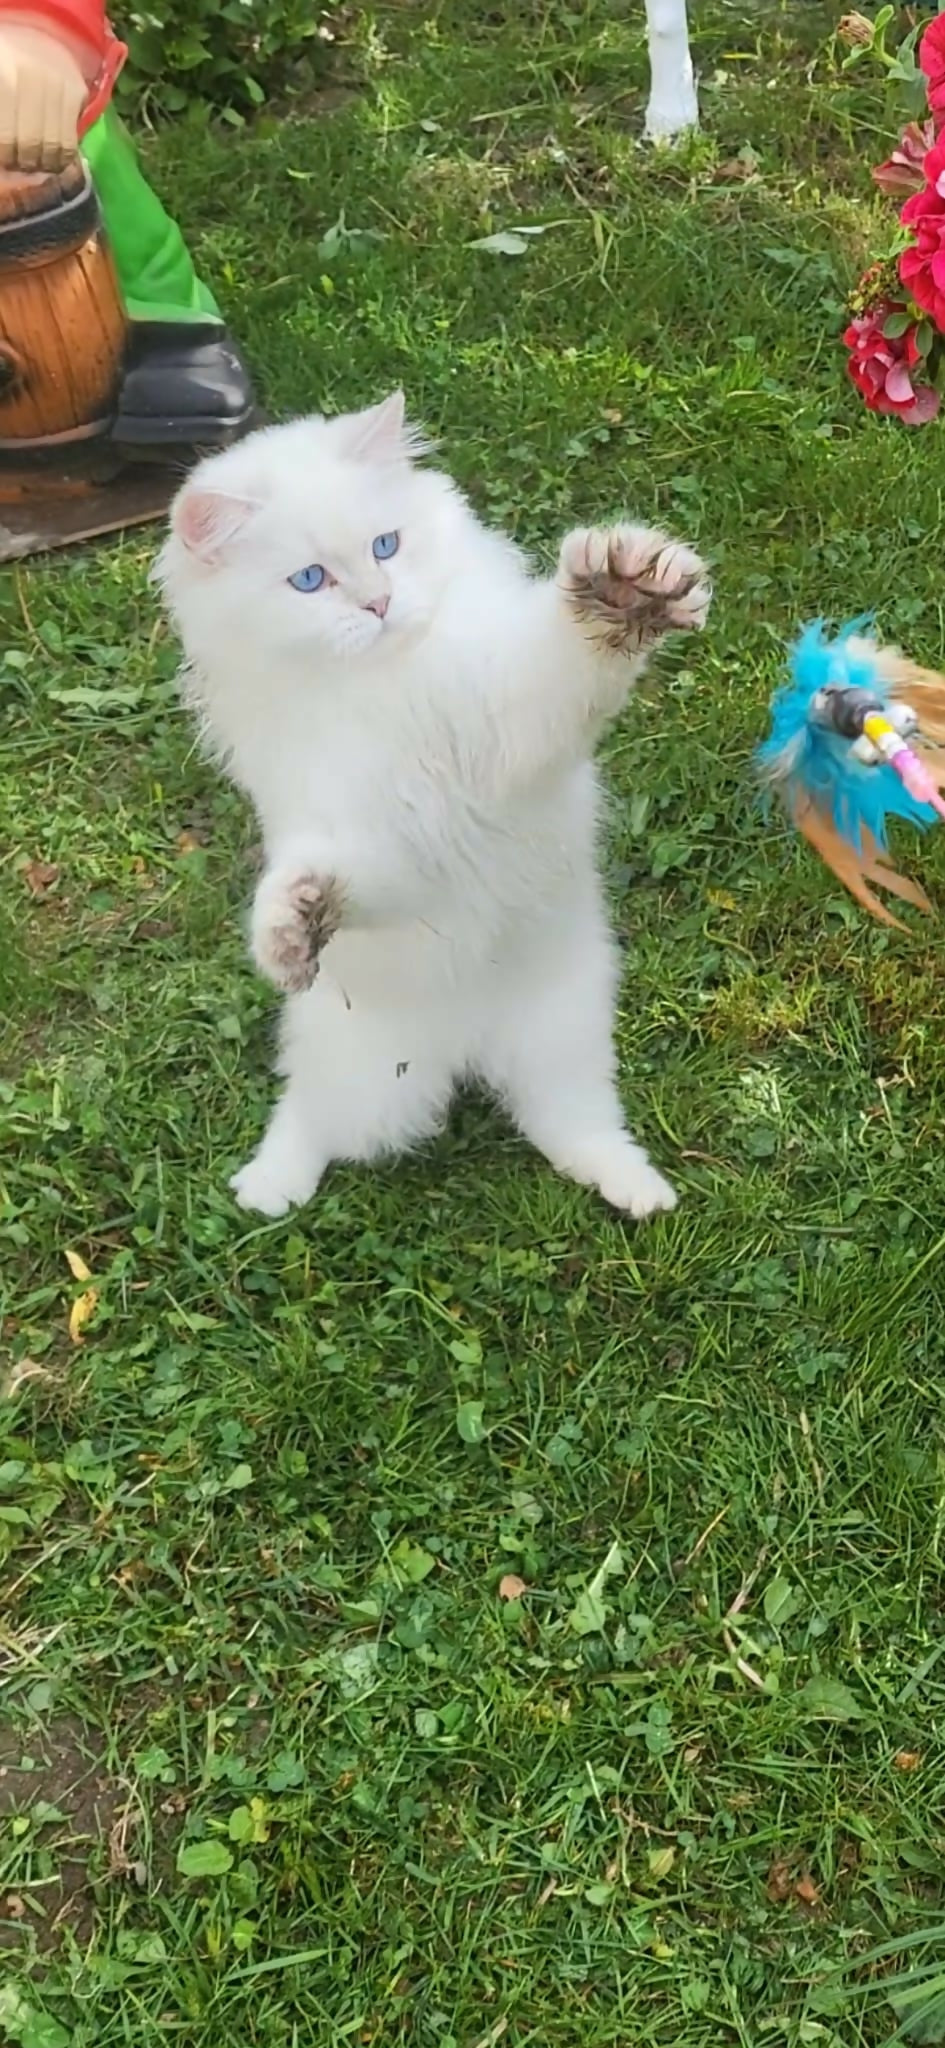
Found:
<box><xmin>0</xmin><ymin>19</ymin><xmax>88</xmax><ymax>172</ymax></box>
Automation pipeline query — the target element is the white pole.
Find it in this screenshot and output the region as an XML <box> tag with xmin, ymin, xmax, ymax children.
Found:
<box><xmin>644</xmin><ymin>0</ymin><xmax>698</xmax><ymax>142</ymax></box>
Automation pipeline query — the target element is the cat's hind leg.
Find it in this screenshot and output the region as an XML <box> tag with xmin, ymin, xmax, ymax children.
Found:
<box><xmin>480</xmin><ymin>903</ymin><xmax>677</xmax><ymax>1218</ymax></box>
<box><xmin>229</xmin><ymin>1085</ymin><xmax>326</xmax><ymax>1218</ymax></box>
<box><xmin>230</xmin><ymin>981</ymin><xmax>454</xmax><ymax>1216</ymax></box>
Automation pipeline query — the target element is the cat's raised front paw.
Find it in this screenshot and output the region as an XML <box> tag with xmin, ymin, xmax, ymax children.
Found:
<box><xmin>252</xmin><ymin>869</ymin><xmax>345</xmax><ymax>994</ymax></box>
<box><xmin>559</xmin><ymin>523</ymin><xmax>711</xmax><ymax>654</ymax></box>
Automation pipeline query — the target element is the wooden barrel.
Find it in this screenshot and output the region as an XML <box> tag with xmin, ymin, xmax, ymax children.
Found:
<box><xmin>0</xmin><ymin>156</ymin><xmax>127</xmax><ymax>454</ymax></box>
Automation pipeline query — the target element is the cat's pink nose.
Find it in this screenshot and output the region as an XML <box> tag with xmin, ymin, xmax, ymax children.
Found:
<box><xmin>364</xmin><ymin>595</ymin><xmax>389</xmax><ymax>619</ymax></box>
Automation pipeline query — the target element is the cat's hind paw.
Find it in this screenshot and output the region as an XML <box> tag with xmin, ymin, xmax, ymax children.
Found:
<box><xmin>229</xmin><ymin>1143</ymin><xmax>324</xmax><ymax>1216</ymax></box>
<box><xmin>251</xmin><ymin>868</ymin><xmax>345</xmax><ymax>994</ymax></box>
<box><xmin>559</xmin><ymin>523</ymin><xmax>711</xmax><ymax>655</ymax></box>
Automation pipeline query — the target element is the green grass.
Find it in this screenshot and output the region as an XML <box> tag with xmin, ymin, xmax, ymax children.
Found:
<box><xmin>3</xmin><ymin>3</ymin><xmax>945</xmax><ymax>2042</ymax></box>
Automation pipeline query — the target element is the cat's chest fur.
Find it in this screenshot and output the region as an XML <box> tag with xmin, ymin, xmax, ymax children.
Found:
<box><xmin>239</xmin><ymin>669</ymin><xmax>468</xmax><ymax>845</ymax></box>
<box><xmin>209</xmin><ymin>629</ymin><xmax>597</xmax><ymax>927</ymax></box>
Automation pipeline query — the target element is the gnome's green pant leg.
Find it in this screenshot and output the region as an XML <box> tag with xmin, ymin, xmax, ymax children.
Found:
<box><xmin>81</xmin><ymin>105</ymin><xmax>221</xmax><ymax>323</ymax></box>
<box><xmin>78</xmin><ymin>105</ymin><xmax>254</xmax><ymax>445</ymax></box>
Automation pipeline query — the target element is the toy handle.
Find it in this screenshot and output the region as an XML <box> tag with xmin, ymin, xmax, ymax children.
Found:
<box><xmin>890</xmin><ymin>743</ymin><xmax>945</xmax><ymax>821</ymax></box>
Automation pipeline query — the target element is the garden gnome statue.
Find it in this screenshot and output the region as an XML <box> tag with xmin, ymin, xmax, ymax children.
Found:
<box><xmin>0</xmin><ymin>0</ymin><xmax>256</xmax><ymax>556</ymax></box>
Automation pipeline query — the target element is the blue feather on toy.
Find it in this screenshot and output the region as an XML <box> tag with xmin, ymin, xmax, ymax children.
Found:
<box><xmin>757</xmin><ymin>619</ymin><xmax>939</xmax><ymax>852</ymax></box>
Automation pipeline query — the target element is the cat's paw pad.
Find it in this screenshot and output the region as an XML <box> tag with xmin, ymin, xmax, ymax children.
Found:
<box><xmin>252</xmin><ymin>870</ymin><xmax>345</xmax><ymax>994</ymax></box>
<box><xmin>559</xmin><ymin>524</ymin><xmax>711</xmax><ymax>652</ymax></box>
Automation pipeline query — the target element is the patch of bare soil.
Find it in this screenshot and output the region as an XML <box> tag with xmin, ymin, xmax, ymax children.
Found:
<box><xmin>0</xmin><ymin>1716</ymin><xmax>134</xmax><ymax>1952</ymax></box>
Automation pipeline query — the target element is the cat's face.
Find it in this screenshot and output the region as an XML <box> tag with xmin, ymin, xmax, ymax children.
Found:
<box><xmin>159</xmin><ymin>394</ymin><xmax>455</xmax><ymax>666</ymax></box>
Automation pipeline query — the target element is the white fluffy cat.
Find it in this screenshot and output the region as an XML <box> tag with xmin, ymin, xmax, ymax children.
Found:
<box><xmin>156</xmin><ymin>392</ymin><xmax>710</xmax><ymax>1219</ymax></box>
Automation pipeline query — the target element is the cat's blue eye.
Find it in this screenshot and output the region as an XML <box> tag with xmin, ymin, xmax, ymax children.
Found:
<box><xmin>287</xmin><ymin>563</ymin><xmax>326</xmax><ymax>593</ymax></box>
<box><xmin>372</xmin><ymin>531</ymin><xmax>399</xmax><ymax>561</ymax></box>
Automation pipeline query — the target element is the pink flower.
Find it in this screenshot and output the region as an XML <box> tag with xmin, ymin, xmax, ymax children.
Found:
<box><xmin>843</xmin><ymin>299</ymin><xmax>941</xmax><ymax>424</ymax></box>
<box><xmin>900</xmin><ymin>138</ymin><xmax>945</xmax><ymax>331</ymax></box>
<box><xmin>920</xmin><ymin>12</ymin><xmax>945</xmax><ymax>130</ymax></box>
<box><xmin>873</xmin><ymin>119</ymin><xmax>936</xmax><ymax>198</ymax></box>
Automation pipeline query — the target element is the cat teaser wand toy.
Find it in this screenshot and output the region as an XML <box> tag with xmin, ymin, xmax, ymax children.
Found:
<box><xmin>757</xmin><ymin>621</ymin><xmax>945</xmax><ymax>925</ymax></box>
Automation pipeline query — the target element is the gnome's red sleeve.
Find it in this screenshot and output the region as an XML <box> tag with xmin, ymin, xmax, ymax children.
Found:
<box><xmin>2</xmin><ymin>0</ymin><xmax>127</xmax><ymax>129</ymax></box>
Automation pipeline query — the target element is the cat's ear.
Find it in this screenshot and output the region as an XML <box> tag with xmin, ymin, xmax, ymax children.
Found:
<box><xmin>343</xmin><ymin>391</ymin><xmax>430</xmax><ymax>463</ymax></box>
<box><xmin>173</xmin><ymin>486</ymin><xmax>257</xmax><ymax>562</ymax></box>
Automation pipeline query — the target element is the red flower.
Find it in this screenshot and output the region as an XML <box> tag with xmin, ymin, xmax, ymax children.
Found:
<box><xmin>900</xmin><ymin>138</ymin><xmax>945</xmax><ymax>330</ymax></box>
<box><xmin>873</xmin><ymin>119</ymin><xmax>935</xmax><ymax>198</ymax></box>
<box><xmin>843</xmin><ymin>299</ymin><xmax>940</xmax><ymax>424</ymax></box>
<box><xmin>920</xmin><ymin>12</ymin><xmax>945</xmax><ymax>130</ymax></box>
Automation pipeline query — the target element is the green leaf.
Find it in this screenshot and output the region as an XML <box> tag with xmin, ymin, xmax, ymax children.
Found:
<box><xmin>882</xmin><ymin>311</ymin><xmax>913</xmax><ymax>340</ymax></box>
<box><xmin>228</xmin><ymin>1804</ymin><xmax>253</xmax><ymax>1844</ymax></box>
<box><xmin>796</xmin><ymin>1676</ymin><xmax>864</xmax><ymax>1722</ymax></box>
<box><xmin>916</xmin><ymin>319</ymin><xmax>935</xmax><ymax>358</ymax></box>
<box><xmin>568</xmin><ymin>1540</ymin><xmax>623</xmax><ymax>1636</ymax></box>
<box><xmin>391</xmin><ymin>1538</ymin><xmax>437</xmax><ymax>1585</ymax></box>
<box><xmin>47</xmin><ymin>686</ymin><xmax>143</xmax><ymax>712</ymax></box>
<box><xmin>456</xmin><ymin>1399</ymin><xmax>486</xmax><ymax>1444</ymax></box>
<box><xmin>569</xmin><ymin>1583</ymin><xmax>608</xmax><ymax>1636</ymax></box>
<box><xmin>888</xmin><ymin>1974</ymin><xmax>945</xmax><ymax>2045</ymax></box>
<box><xmin>335</xmin><ymin>1640</ymin><xmax>379</xmax><ymax>1698</ymax></box>
<box><xmin>21</xmin><ymin>2019</ymin><xmax>72</xmax><ymax>2048</ymax></box>
<box><xmin>448</xmin><ymin>1336</ymin><xmax>482</xmax><ymax>1366</ymax></box>
<box><xmin>0</xmin><ymin>1983</ymin><xmax>31</xmax><ymax>2031</ymax></box>
<box><xmin>115</xmin><ymin>1930</ymin><xmax>167</xmax><ymax>1964</ymax></box>
<box><xmin>763</xmin><ymin>1575</ymin><xmax>799</xmax><ymax>1626</ymax></box>
<box><xmin>134</xmin><ymin>1744</ymin><xmax>174</xmax><ymax>1783</ymax></box>
<box><xmin>222</xmin><ymin>1463</ymin><xmax>254</xmax><ymax>1490</ymax></box>
<box><xmin>266</xmin><ymin>1749</ymin><xmax>304</xmax><ymax>1792</ymax></box>
<box><xmin>176</xmin><ymin>1839</ymin><xmax>234</xmax><ymax>1878</ymax></box>
<box><xmin>469</xmin><ymin>230</ymin><xmax>531</xmax><ymax>255</ymax></box>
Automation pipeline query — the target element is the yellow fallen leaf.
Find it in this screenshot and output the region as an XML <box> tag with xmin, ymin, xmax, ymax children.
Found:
<box><xmin>69</xmin><ymin>1288</ymin><xmax>99</xmax><ymax>1344</ymax></box>
<box><xmin>64</xmin><ymin>1247</ymin><xmax>92</xmax><ymax>1283</ymax></box>
<box><xmin>498</xmin><ymin>1574</ymin><xmax>527</xmax><ymax>1602</ymax></box>
<box><xmin>707</xmin><ymin>888</ymin><xmax>736</xmax><ymax>911</ymax></box>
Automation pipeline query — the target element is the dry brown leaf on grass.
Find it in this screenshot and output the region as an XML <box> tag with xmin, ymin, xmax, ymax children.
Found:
<box><xmin>498</xmin><ymin>1574</ymin><xmax>528</xmax><ymax>1601</ymax></box>
<box><xmin>69</xmin><ymin>1289</ymin><xmax>99</xmax><ymax>1344</ymax></box>
<box><xmin>766</xmin><ymin>1859</ymin><xmax>821</xmax><ymax>1908</ymax></box>
<box><xmin>766</xmin><ymin>1859</ymin><xmax>793</xmax><ymax>1902</ymax></box>
<box><xmin>22</xmin><ymin>858</ymin><xmax>61</xmax><ymax>898</ymax></box>
<box><xmin>2</xmin><ymin>1356</ymin><xmax>57</xmax><ymax>1399</ymax></box>
<box><xmin>894</xmin><ymin>1749</ymin><xmax>922</xmax><ymax>1771</ymax></box>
